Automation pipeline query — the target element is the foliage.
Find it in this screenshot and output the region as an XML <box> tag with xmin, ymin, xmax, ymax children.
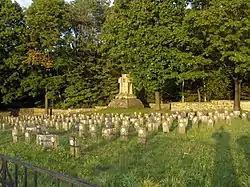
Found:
<box><xmin>1</xmin><ymin>0</ymin><xmax>250</xmax><ymax>108</ymax></box>
<box><xmin>0</xmin><ymin>0</ymin><xmax>28</xmax><ymax>106</ymax></box>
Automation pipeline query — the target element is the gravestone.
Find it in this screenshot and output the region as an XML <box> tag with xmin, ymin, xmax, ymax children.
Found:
<box><xmin>162</xmin><ymin>120</ymin><xmax>169</xmax><ymax>133</ymax></box>
<box><xmin>138</xmin><ymin>127</ymin><xmax>146</xmax><ymax>144</ymax></box>
<box><xmin>25</xmin><ymin>131</ymin><xmax>31</xmax><ymax>144</ymax></box>
<box><xmin>36</xmin><ymin>134</ymin><xmax>59</xmax><ymax>149</ymax></box>
<box><xmin>120</xmin><ymin>126</ymin><xmax>128</xmax><ymax>141</ymax></box>
<box><xmin>69</xmin><ymin>136</ymin><xmax>80</xmax><ymax>158</ymax></box>
<box><xmin>12</xmin><ymin>127</ymin><xmax>18</xmax><ymax>143</ymax></box>
<box><xmin>108</xmin><ymin>74</ymin><xmax>144</xmax><ymax>108</ymax></box>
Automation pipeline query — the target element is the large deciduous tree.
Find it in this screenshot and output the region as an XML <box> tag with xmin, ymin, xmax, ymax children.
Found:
<box><xmin>62</xmin><ymin>0</ymin><xmax>110</xmax><ymax>108</ymax></box>
<box><xmin>24</xmin><ymin>0</ymin><xmax>70</xmax><ymax>110</ymax></box>
<box><xmin>0</xmin><ymin>0</ymin><xmax>28</xmax><ymax>107</ymax></box>
<box><xmin>190</xmin><ymin>0</ymin><xmax>250</xmax><ymax>111</ymax></box>
<box><xmin>101</xmin><ymin>0</ymin><xmax>189</xmax><ymax>109</ymax></box>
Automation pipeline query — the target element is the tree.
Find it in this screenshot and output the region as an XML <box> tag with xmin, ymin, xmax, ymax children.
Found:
<box><xmin>102</xmin><ymin>0</ymin><xmax>189</xmax><ymax>109</ymax></box>
<box><xmin>61</xmin><ymin>0</ymin><xmax>110</xmax><ymax>108</ymax></box>
<box><xmin>191</xmin><ymin>0</ymin><xmax>250</xmax><ymax>111</ymax></box>
<box><xmin>24</xmin><ymin>0</ymin><xmax>70</xmax><ymax>111</ymax></box>
<box><xmin>0</xmin><ymin>0</ymin><xmax>28</xmax><ymax>107</ymax></box>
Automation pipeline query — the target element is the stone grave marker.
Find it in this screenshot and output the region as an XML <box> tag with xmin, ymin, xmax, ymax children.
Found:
<box><xmin>225</xmin><ymin>116</ymin><xmax>231</xmax><ymax>125</ymax></box>
<box><xmin>192</xmin><ymin>116</ymin><xmax>198</xmax><ymax>129</ymax></box>
<box><xmin>147</xmin><ymin>122</ymin><xmax>154</xmax><ymax>132</ymax></box>
<box><xmin>242</xmin><ymin>113</ymin><xmax>247</xmax><ymax>121</ymax></box>
<box><xmin>69</xmin><ymin>136</ymin><xmax>80</xmax><ymax>158</ymax></box>
<box><xmin>25</xmin><ymin>131</ymin><xmax>31</xmax><ymax>144</ymax></box>
<box><xmin>36</xmin><ymin>134</ymin><xmax>59</xmax><ymax>150</ymax></box>
<box><xmin>120</xmin><ymin>126</ymin><xmax>128</xmax><ymax>141</ymax></box>
<box><xmin>102</xmin><ymin>128</ymin><xmax>112</xmax><ymax>140</ymax></box>
<box><xmin>137</xmin><ymin>127</ymin><xmax>146</xmax><ymax>144</ymax></box>
<box><xmin>12</xmin><ymin>127</ymin><xmax>18</xmax><ymax>143</ymax></box>
<box><xmin>162</xmin><ymin>120</ymin><xmax>169</xmax><ymax>133</ymax></box>
<box><xmin>89</xmin><ymin>124</ymin><xmax>97</xmax><ymax>138</ymax></box>
<box><xmin>178</xmin><ymin>122</ymin><xmax>185</xmax><ymax>135</ymax></box>
<box><xmin>208</xmin><ymin>118</ymin><xmax>214</xmax><ymax>128</ymax></box>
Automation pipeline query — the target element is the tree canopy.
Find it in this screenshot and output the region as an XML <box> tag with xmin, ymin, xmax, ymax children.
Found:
<box><xmin>0</xmin><ymin>0</ymin><xmax>249</xmax><ymax>110</ymax></box>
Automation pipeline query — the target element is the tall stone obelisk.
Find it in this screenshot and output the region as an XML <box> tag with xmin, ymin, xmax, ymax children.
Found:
<box><xmin>108</xmin><ymin>74</ymin><xmax>144</xmax><ymax>108</ymax></box>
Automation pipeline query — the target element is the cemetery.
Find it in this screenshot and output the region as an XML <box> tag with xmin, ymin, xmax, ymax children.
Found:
<box><xmin>0</xmin><ymin>75</ymin><xmax>249</xmax><ymax>186</ymax></box>
<box><xmin>0</xmin><ymin>108</ymin><xmax>250</xmax><ymax>186</ymax></box>
<box><xmin>1</xmin><ymin>0</ymin><xmax>250</xmax><ymax>186</ymax></box>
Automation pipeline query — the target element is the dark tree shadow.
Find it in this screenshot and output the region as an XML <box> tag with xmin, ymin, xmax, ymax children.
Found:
<box><xmin>8</xmin><ymin>108</ymin><xmax>20</xmax><ymax>117</ymax></box>
<box><xmin>211</xmin><ymin>127</ymin><xmax>240</xmax><ymax>187</ymax></box>
<box><xmin>236</xmin><ymin>136</ymin><xmax>250</xmax><ymax>174</ymax></box>
<box><xmin>137</xmin><ymin>88</ymin><xmax>150</xmax><ymax>108</ymax></box>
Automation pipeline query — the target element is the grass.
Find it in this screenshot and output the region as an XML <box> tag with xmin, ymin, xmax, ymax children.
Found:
<box><xmin>0</xmin><ymin>119</ymin><xmax>249</xmax><ymax>187</ymax></box>
<box><xmin>95</xmin><ymin>107</ymin><xmax>172</xmax><ymax>114</ymax></box>
<box><xmin>93</xmin><ymin>108</ymin><xmax>154</xmax><ymax>114</ymax></box>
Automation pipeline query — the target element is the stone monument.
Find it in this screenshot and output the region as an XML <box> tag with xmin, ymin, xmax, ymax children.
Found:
<box><xmin>108</xmin><ymin>74</ymin><xmax>144</xmax><ymax>108</ymax></box>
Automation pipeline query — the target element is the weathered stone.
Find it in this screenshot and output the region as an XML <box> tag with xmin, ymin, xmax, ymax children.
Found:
<box><xmin>69</xmin><ymin>136</ymin><xmax>80</xmax><ymax>158</ymax></box>
<box><xmin>36</xmin><ymin>134</ymin><xmax>59</xmax><ymax>149</ymax></box>
<box><xmin>108</xmin><ymin>74</ymin><xmax>144</xmax><ymax>108</ymax></box>
<box><xmin>138</xmin><ymin>128</ymin><xmax>146</xmax><ymax>144</ymax></box>
<box><xmin>120</xmin><ymin>126</ymin><xmax>128</xmax><ymax>141</ymax></box>
<box><xmin>89</xmin><ymin>124</ymin><xmax>97</xmax><ymax>138</ymax></box>
<box><xmin>225</xmin><ymin>116</ymin><xmax>231</xmax><ymax>125</ymax></box>
<box><xmin>192</xmin><ymin>116</ymin><xmax>199</xmax><ymax>128</ymax></box>
<box><xmin>162</xmin><ymin>120</ymin><xmax>169</xmax><ymax>133</ymax></box>
<box><xmin>25</xmin><ymin>131</ymin><xmax>31</xmax><ymax>144</ymax></box>
<box><xmin>207</xmin><ymin>118</ymin><xmax>214</xmax><ymax>127</ymax></box>
<box><xmin>12</xmin><ymin>127</ymin><xmax>18</xmax><ymax>143</ymax></box>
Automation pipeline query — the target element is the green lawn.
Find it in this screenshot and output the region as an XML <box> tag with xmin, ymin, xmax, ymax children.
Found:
<box><xmin>92</xmin><ymin>108</ymin><xmax>154</xmax><ymax>114</ymax></box>
<box><xmin>0</xmin><ymin>119</ymin><xmax>249</xmax><ymax>187</ymax></box>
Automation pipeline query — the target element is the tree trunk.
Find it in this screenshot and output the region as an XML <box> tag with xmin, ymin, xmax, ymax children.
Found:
<box><xmin>203</xmin><ymin>78</ymin><xmax>207</xmax><ymax>102</ymax></box>
<box><xmin>197</xmin><ymin>88</ymin><xmax>201</xmax><ymax>102</ymax></box>
<box><xmin>233</xmin><ymin>78</ymin><xmax>242</xmax><ymax>111</ymax></box>
<box><xmin>155</xmin><ymin>91</ymin><xmax>161</xmax><ymax>111</ymax></box>
<box><xmin>181</xmin><ymin>80</ymin><xmax>185</xmax><ymax>102</ymax></box>
<box><xmin>49</xmin><ymin>99</ymin><xmax>53</xmax><ymax>116</ymax></box>
<box><xmin>45</xmin><ymin>91</ymin><xmax>49</xmax><ymax>115</ymax></box>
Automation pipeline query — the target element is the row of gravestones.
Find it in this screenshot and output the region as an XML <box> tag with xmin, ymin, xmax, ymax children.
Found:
<box><xmin>10</xmin><ymin>124</ymin><xmax>146</xmax><ymax>158</ymax></box>
<box><xmin>3</xmin><ymin>110</ymin><xmax>248</xmax><ymax>127</ymax></box>
<box><xmin>11</xmin><ymin>127</ymin><xmax>82</xmax><ymax>157</ymax></box>
<box><xmin>2</xmin><ymin>110</ymin><xmax>249</xmax><ymax>136</ymax></box>
<box><xmin>2</xmin><ymin>110</ymin><xmax>249</xmax><ymax>131</ymax></box>
<box><xmin>1</xmin><ymin>110</ymin><xmax>249</xmax><ymax>158</ymax></box>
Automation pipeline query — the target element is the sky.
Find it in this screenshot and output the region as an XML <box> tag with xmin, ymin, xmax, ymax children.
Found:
<box><xmin>14</xmin><ymin>0</ymin><xmax>113</xmax><ymax>7</ymax></box>
<box><xmin>14</xmin><ymin>0</ymin><xmax>73</xmax><ymax>7</ymax></box>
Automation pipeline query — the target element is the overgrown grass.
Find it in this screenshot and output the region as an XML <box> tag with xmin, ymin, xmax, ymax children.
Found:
<box><xmin>0</xmin><ymin>119</ymin><xmax>249</xmax><ymax>187</ymax></box>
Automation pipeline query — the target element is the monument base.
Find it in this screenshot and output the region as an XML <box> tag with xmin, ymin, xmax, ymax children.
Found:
<box><xmin>108</xmin><ymin>98</ymin><xmax>144</xmax><ymax>108</ymax></box>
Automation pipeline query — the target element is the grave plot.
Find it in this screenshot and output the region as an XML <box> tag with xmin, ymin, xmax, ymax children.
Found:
<box><xmin>0</xmin><ymin>110</ymin><xmax>249</xmax><ymax>187</ymax></box>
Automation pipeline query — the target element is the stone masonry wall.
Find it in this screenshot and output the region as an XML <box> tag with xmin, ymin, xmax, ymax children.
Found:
<box><xmin>170</xmin><ymin>100</ymin><xmax>250</xmax><ymax>111</ymax></box>
<box><xmin>11</xmin><ymin>100</ymin><xmax>250</xmax><ymax>116</ymax></box>
<box><xmin>17</xmin><ymin>107</ymin><xmax>107</xmax><ymax>116</ymax></box>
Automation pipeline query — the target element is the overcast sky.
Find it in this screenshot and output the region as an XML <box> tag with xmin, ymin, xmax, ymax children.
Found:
<box><xmin>14</xmin><ymin>0</ymin><xmax>113</xmax><ymax>7</ymax></box>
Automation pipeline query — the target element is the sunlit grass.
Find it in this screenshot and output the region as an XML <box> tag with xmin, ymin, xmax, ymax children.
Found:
<box><xmin>0</xmin><ymin>119</ymin><xmax>249</xmax><ymax>186</ymax></box>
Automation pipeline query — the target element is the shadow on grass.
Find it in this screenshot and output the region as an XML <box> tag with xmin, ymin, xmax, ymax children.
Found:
<box><xmin>83</xmin><ymin>138</ymin><xmax>110</xmax><ymax>153</ymax></box>
<box><xmin>185</xmin><ymin>119</ymin><xmax>193</xmax><ymax>133</ymax></box>
<box><xmin>169</xmin><ymin>120</ymin><xmax>178</xmax><ymax>132</ymax></box>
<box><xmin>236</xmin><ymin>136</ymin><xmax>250</xmax><ymax>174</ymax></box>
<box><xmin>211</xmin><ymin>127</ymin><xmax>240</xmax><ymax>187</ymax></box>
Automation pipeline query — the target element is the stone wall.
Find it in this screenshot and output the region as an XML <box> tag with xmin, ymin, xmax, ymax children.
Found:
<box><xmin>149</xmin><ymin>103</ymin><xmax>171</xmax><ymax>110</ymax></box>
<box><xmin>170</xmin><ymin>100</ymin><xmax>250</xmax><ymax>111</ymax></box>
<box><xmin>9</xmin><ymin>100</ymin><xmax>250</xmax><ymax>116</ymax></box>
<box><xmin>16</xmin><ymin>107</ymin><xmax>108</xmax><ymax>116</ymax></box>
